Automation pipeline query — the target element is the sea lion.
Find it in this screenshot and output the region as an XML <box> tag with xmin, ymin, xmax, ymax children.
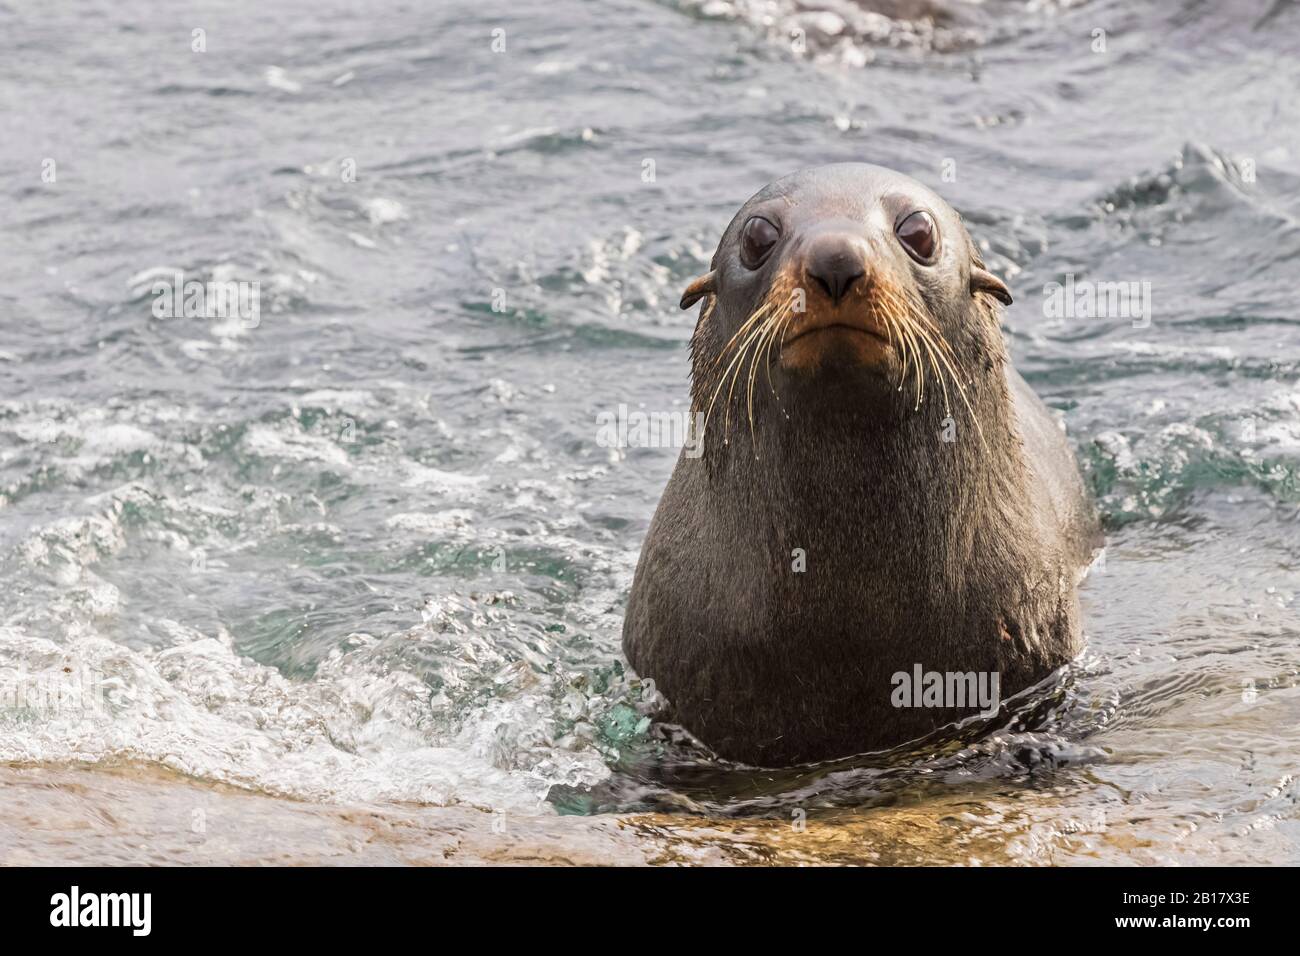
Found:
<box><xmin>623</xmin><ymin>163</ymin><xmax>1101</xmax><ymax>767</ymax></box>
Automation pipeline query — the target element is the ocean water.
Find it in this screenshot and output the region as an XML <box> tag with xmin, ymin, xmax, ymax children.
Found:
<box><xmin>1</xmin><ymin>0</ymin><xmax>1298</xmax><ymax>864</ymax></box>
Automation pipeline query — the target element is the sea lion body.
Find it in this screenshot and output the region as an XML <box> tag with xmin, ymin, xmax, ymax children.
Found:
<box><xmin>623</xmin><ymin>164</ymin><xmax>1100</xmax><ymax>767</ymax></box>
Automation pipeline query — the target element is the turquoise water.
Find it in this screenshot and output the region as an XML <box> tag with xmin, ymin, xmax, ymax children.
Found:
<box><xmin>1</xmin><ymin>0</ymin><xmax>1298</xmax><ymax>863</ymax></box>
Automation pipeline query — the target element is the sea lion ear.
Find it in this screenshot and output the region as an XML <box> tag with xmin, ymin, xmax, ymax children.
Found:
<box><xmin>970</xmin><ymin>267</ymin><xmax>1013</xmax><ymax>307</ymax></box>
<box><xmin>679</xmin><ymin>270</ymin><xmax>717</xmax><ymax>310</ymax></box>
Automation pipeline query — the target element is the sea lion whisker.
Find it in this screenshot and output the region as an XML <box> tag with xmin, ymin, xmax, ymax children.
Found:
<box><xmin>703</xmin><ymin>314</ymin><xmax>770</xmax><ymax>440</ymax></box>
<box><xmin>886</xmin><ymin>307</ymin><xmax>913</xmax><ymax>395</ymax></box>
<box><xmin>911</xmin><ymin>319</ymin><xmax>952</xmax><ymax>417</ymax></box>
<box><xmin>746</xmin><ymin>315</ymin><xmax>780</xmax><ymax>446</ymax></box>
<box><xmin>711</xmin><ymin>301</ymin><xmax>772</xmax><ymax>372</ymax></box>
<box><xmin>902</xmin><ymin>302</ymin><xmax>987</xmax><ymax>449</ymax></box>
<box><xmin>741</xmin><ymin>280</ymin><xmax>805</xmax><ymax>447</ymax></box>
<box><xmin>890</xmin><ymin>289</ymin><xmax>952</xmax><ymax>416</ymax></box>
<box><xmin>720</xmin><ymin>312</ymin><xmax>777</xmax><ymax>437</ymax></box>
<box><xmin>761</xmin><ymin>299</ymin><xmax>800</xmax><ymax>407</ymax></box>
<box><xmin>703</xmin><ymin>279</ymin><xmax>800</xmax><ymax>441</ymax></box>
<box><xmin>887</xmin><ymin>294</ymin><xmax>926</xmax><ymax>411</ymax></box>
<box><xmin>890</xmin><ymin>295</ymin><xmax>949</xmax><ymax>415</ymax></box>
<box><xmin>884</xmin><ymin>313</ymin><xmax>915</xmax><ymax>400</ymax></box>
<box><xmin>747</xmin><ymin>313</ymin><xmax>782</xmax><ymax>442</ymax></box>
<box><xmin>891</xmin><ymin>292</ymin><xmax>964</xmax><ymax>426</ymax></box>
<box><xmin>877</xmin><ymin>287</ymin><xmax>923</xmax><ymax>408</ymax></box>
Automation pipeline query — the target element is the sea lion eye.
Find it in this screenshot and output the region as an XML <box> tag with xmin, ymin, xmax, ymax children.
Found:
<box><xmin>895</xmin><ymin>210</ymin><xmax>937</xmax><ymax>263</ymax></box>
<box><xmin>739</xmin><ymin>216</ymin><xmax>780</xmax><ymax>269</ymax></box>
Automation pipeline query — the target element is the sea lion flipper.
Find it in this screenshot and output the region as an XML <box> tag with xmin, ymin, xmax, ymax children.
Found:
<box><xmin>970</xmin><ymin>267</ymin><xmax>1013</xmax><ymax>306</ymax></box>
<box><xmin>679</xmin><ymin>270</ymin><xmax>717</xmax><ymax>310</ymax></box>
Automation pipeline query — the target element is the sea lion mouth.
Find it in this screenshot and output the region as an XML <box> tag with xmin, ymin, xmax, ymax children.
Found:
<box><xmin>778</xmin><ymin>307</ymin><xmax>898</xmax><ymax>385</ymax></box>
<box><xmin>782</xmin><ymin>320</ymin><xmax>892</xmax><ymax>348</ymax></box>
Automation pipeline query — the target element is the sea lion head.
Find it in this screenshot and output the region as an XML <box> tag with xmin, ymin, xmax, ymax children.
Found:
<box><xmin>682</xmin><ymin>164</ymin><xmax>1013</xmax><ymax>441</ymax></box>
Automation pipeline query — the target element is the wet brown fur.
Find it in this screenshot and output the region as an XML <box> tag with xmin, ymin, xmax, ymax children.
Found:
<box><xmin>626</xmin><ymin>164</ymin><xmax>1101</xmax><ymax>767</ymax></box>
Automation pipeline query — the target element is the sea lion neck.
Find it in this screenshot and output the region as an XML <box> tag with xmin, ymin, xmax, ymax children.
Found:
<box><xmin>697</xmin><ymin>379</ymin><xmax>1030</xmax><ymax>579</ymax></box>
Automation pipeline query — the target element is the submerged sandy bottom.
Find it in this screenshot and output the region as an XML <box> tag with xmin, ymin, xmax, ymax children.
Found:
<box><xmin>0</xmin><ymin>763</ymin><xmax>657</xmax><ymax>866</ymax></box>
<box><xmin>2</xmin><ymin>761</ymin><xmax>1264</xmax><ymax>867</ymax></box>
<box><xmin>0</xmin><ymin>762</ymin><xmax>996</xmax><ymax>866</ymax></box>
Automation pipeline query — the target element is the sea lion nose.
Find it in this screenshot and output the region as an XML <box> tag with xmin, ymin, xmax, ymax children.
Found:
<box><xmin>806</xmin><ymin>236</ymin><xmax>867</xmax><ymax>305</ymax></box>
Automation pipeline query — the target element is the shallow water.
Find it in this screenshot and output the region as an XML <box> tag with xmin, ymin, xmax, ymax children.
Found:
<box><xmin>1</xmin><ymin>0</ymin><xmax>1299</xmax><ymax>865</ymax></box>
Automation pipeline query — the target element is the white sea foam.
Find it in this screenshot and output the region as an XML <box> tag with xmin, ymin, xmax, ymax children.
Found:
<box><xmin>0</xmin><ymin>623</ymin><xmax>606</xmax><ymax>811</ymax></box>
<box><xmin>264</xmin><ymin>66</ymin><xmax>302</xmax><ymax>93</ymax></box>
<box><xmin>384</xmin><ymin>510</ymin><xmax>476</xmax><ymax>534</ymax></box>
<box><xmin>363</xmin><ymin>197</ymin><xmax>407</xmax><ymax>226</ymax></box>
<box><xmin>242</xmin><ymin>422</ymin><xmax>351</xmax><ymax>466</ymax></box>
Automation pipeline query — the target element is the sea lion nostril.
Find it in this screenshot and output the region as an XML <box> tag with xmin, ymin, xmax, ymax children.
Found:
<box><xmin>806</xmin><ymin>243</ymin><xmax>866</xmax><ymax>305</ymax></box>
